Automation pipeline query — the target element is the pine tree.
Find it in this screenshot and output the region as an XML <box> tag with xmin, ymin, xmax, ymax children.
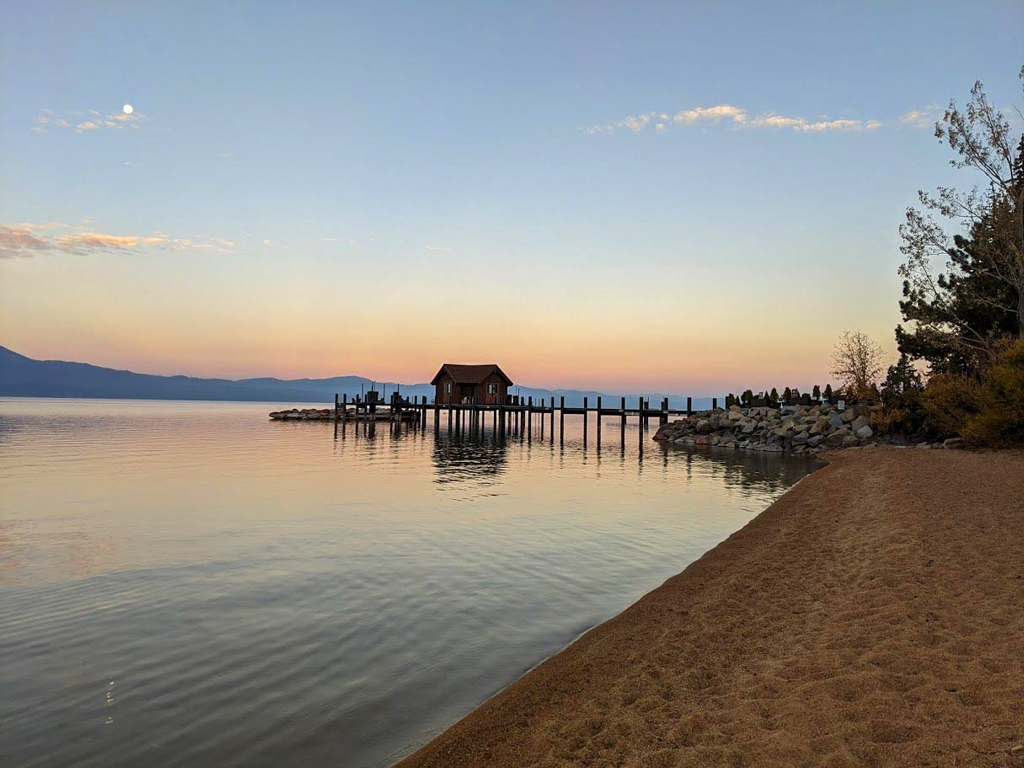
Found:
<box><xmin>812</xmin><ymin>384</ymin><xmax>821</xmax><ymax>400</ymax></box>
<box><xmin>824</xmin><ymin>384</ymin><xmax>834</xmax><ymax>402</ymax></box>
<box><xmin>769</xmin><ymin>387</ymin><xmax>779</xmax><ymax>406</ymax></box>
<box><xmin>782</xmin><ymin>387</ymin><xmax>792</xmax><ymax>404</ymax></box>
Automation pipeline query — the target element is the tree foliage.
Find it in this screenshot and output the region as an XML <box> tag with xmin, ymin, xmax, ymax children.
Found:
<box><xmin>882</xmin><ymin>353</ymin><xmax>924</xmax><ymax>396</ymax></box>
<box><xmin>897</xmin><ymin>68</ymin><xmax>1024</xmax><ymax>373</ymax></box>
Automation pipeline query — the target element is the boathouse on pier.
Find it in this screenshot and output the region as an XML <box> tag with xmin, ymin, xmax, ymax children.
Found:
<box><xmin>431</xmin><ymin>363</ymin><xmax>513</xmax><ymax>405</ymax></box>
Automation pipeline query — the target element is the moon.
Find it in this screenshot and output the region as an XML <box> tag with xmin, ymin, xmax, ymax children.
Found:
<box><xmin>122</xmin><ymin>104</ymin><xmax>134</xmax><ymax>114</ymax></box>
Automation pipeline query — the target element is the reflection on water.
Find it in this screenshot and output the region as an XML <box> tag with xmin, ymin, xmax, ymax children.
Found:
<box><xmin>0</xmin><ymin>399</ymin><xmax>818</xmax><ymax>768</ymax></box>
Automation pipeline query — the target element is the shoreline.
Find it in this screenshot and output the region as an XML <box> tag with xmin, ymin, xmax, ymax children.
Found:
<box><xmin>395</xmin><ymin>447</ymin><xmax>1024</xmax><ymax>767</ymax></box>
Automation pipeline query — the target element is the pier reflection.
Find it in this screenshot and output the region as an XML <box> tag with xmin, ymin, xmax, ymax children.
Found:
<box><xmin>431</xmin><ymin>433</ymin><xmax>509</xmax><ymax>487</ymax></box>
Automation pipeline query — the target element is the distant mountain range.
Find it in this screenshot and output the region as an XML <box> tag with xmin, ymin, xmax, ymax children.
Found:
<box><xmin>0</xmin><ymin>346</ymin><xmax>715</xmax><ymax>410</ymax></box>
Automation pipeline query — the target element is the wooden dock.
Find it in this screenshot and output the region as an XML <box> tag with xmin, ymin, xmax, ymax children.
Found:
<box><xmin>330</xmin><ymin>393</ymin><xmax>723</xmax><ymax>450</ymax></box>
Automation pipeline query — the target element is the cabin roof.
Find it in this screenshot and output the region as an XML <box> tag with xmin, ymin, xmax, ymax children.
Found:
<box><xmin>430</xmin><ymin>363</ymin><xmax>513</xmax><ymax>386</ymax></box>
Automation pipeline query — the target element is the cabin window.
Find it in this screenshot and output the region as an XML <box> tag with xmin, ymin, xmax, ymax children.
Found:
<box><xmin>445</xmin><ymin>382</ymin><xmax>452</xmax><ymax>394</ymax></box>
<box><xmin>487</xmin><ymin>383</ymin><xmax>497</xmax><ymax>394</ymax></box>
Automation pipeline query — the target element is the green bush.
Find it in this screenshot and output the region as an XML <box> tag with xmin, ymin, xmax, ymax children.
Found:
<box><xmin>964</xmin><ymin>340</ymin><xmax>1024</xmax><ymax>447</ymax></box>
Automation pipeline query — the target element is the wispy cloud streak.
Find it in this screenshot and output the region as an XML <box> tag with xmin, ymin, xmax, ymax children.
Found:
<box><xmin>0</xmin><ymin>221</ymin><xmax>234</xmax><ymax>258</ymax></box>
<box><xmin>31</xmin><ymin>108</ymin><xmax>149</xmax><ymax>134</ymax></box>
<box><xmin>584</xmin><ymin>103</ymin><xmax>882</xmax><ymax>135</ymax></box>
<box><xmin>899</xmin><ymin>106</ymin><xmax>941</xmax><ymax>130</ymax></box>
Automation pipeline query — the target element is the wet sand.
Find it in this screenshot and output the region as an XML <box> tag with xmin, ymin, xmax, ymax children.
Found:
<box><xmin>396</xmin><ymin>448</ymin><xmax>1024</xmax><ymax>767</ymax></box>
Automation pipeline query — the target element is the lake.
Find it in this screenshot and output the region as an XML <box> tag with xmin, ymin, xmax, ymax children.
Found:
<box><xmin>0</xmin><ymin>398</ymin><xmax>817</xmax><ymax>767</ymax></box>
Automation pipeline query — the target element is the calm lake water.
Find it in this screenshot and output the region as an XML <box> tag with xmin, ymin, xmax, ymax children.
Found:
<box><xmin>0</xmin><ymin>398</ymin><xmax>817</xmax><ymax>768</ymax></box>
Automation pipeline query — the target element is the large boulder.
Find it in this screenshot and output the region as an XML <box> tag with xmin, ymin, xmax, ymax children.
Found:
<box><xmin>695</xmin><ymin>419</ymin><xmax>714</xmax><ymax>434</ymax></box>
<box><xmin>809</xmin><ymin>417</ymin><xmax>831</xmax><ymax>435</ymax></box>
<box><xmin>855</xmin><ymin>425</ymin><xmax>873</xmax><ymax>440</ymax></box>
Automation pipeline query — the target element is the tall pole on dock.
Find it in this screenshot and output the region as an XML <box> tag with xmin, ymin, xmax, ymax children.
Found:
<box><xmin>638</xmin><ymin>396</ymin><xmax>644</xmax><ymax>451</ymax></box>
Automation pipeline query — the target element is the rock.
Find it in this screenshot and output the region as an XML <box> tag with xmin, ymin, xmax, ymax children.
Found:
<box><xmin>729</xmin><ymin>404</ymin><xmax>742</xmax><ymax>413</ymax></box>
<box><xmin>916</xmin><ymin>442</ymin><xmax>932</xmax><ymax>449</ymax></box>
<box><xmin>810</xmin><ymin>417</ymin><xmax>831</xmax><ymax>435</ymax></box>
<box><xmin>792</xmin><ymin>432</ymin><xmax>809</xmax><ymax>446</ymax></box>
<box><xmin>653</xmin><ymin>424</ymin><xmax>674</xmax><ymax>440</ymax></box>
<box><xmin>850</xmin><ymin>415</ymin><xmax>869</xmax><ymax>432</ymax></box>
<box><xmin>943</xmin><ymin>437</ymin><xmax>966</xmax><ymax>450</ymax></box>
<box><xmin>829</xmin><ymin>413</ymin><xmax>844</xmax><ymax>429</ymax></box>
<box><xmin>808</xmin><ymin>434</ymin><xmax>825</xmax><ymax>448</ymax></box>
<box><xmin>841</xmin><ymin>408</ymin><xmax>858</xmax><ymax>424</ymax></box>
<box><xmin>855</xmin><ymin>425</ymin><xmax>873</xmax><ymax>440</ymax></box>
<box><xmin>695</xmin><ymin>419</ymin><xmax>714</xmax><ymax>434</ymax></box>
<box><xmin>841</xmin><ymin>435</ymin><xmax>860</xmax><ymax>448</ymax></box>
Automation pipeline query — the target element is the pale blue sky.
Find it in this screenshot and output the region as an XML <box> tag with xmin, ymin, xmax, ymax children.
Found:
<box><xmin>2</xmin><ymin>2</ymin><xmax>1022</xmax><ymax>391</ymax></box>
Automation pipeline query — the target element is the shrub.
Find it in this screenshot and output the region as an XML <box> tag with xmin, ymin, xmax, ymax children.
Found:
<box><xmin>873</xmin><ymin>387</ymin><xmax>927</xmax><ymax>436</ymax></box>
<box><xmin>921</xmin><ymin>373</ymin><xmax>980</xmax><ymax>439</ymax></box>
<box><xmin>963</xmin><ymin>340</ymin><xmax>1024</xmax><ymax>447</ymax></box>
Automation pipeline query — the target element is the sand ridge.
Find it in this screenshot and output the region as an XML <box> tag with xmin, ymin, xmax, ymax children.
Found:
<box><xmin>395</xmin><ymin>448</ymin><xmax>1024</xmax><ymax>767</ymax></box>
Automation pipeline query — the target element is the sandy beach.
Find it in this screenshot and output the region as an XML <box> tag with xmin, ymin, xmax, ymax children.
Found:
<box><xmin>397</xmin><ymin>447</ymin><xmax>1024</xmax><ymax>767</ymax></box>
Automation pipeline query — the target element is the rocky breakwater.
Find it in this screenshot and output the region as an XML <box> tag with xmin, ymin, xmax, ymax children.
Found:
<box><xmin>653</xmin><ymin>403</ymin><xmax>877</xmax><ymax>456</ymax></box>
<box><xmin>269</xmin><ymin>408</ymin><xmax>334</xmax><ymax>421</ymax></box>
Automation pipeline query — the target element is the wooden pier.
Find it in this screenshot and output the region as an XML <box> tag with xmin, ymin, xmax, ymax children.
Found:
<box><xmin>330</xmin><ymin>392</ymin><xmax>723</xmax><ymax>451</ymax></box>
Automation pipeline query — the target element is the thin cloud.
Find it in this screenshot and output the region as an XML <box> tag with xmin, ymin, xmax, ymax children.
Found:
<box><xmin>899</xmin><ymin>106</ymin><xmax>940</xmax><ymax>129</ymax></box>
<box><xmin>0</xmin><ymin>226</ymin><xmax>51</xmax><ymax>259</ymax></box>
<box><xmin>748</xmin><ymin>115</ymin><xmax>881</xmax><ymax>132</ymax></box>
<box><xmin>0</xmin><ymin>221</ymin><xmax>236</xmax><ymax>258</ymax></box>
<box><xmin>56</xmin><ymin>232</ymin><xmax>141</xmax><ymax>250</ymax></box>
<box><xmin>31</xmin><ymin>108</ymin><xmax>148</xmax><ymax>135</ymax></box>
<box><xmin>424</xmin><ymin>244</ymin><xmax>454</xmax><ymax>252</ymax></box>
<box><xmin>584</xmin><ymin>103</ymin><xmax>882</xmax><ymax>135</ymax></box>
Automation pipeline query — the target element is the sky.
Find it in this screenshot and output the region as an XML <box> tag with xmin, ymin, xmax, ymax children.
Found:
<box><xmin>2</xmin><ymin>1</ymin><xmax>1022</xmax><ymax>394</ymax></box>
